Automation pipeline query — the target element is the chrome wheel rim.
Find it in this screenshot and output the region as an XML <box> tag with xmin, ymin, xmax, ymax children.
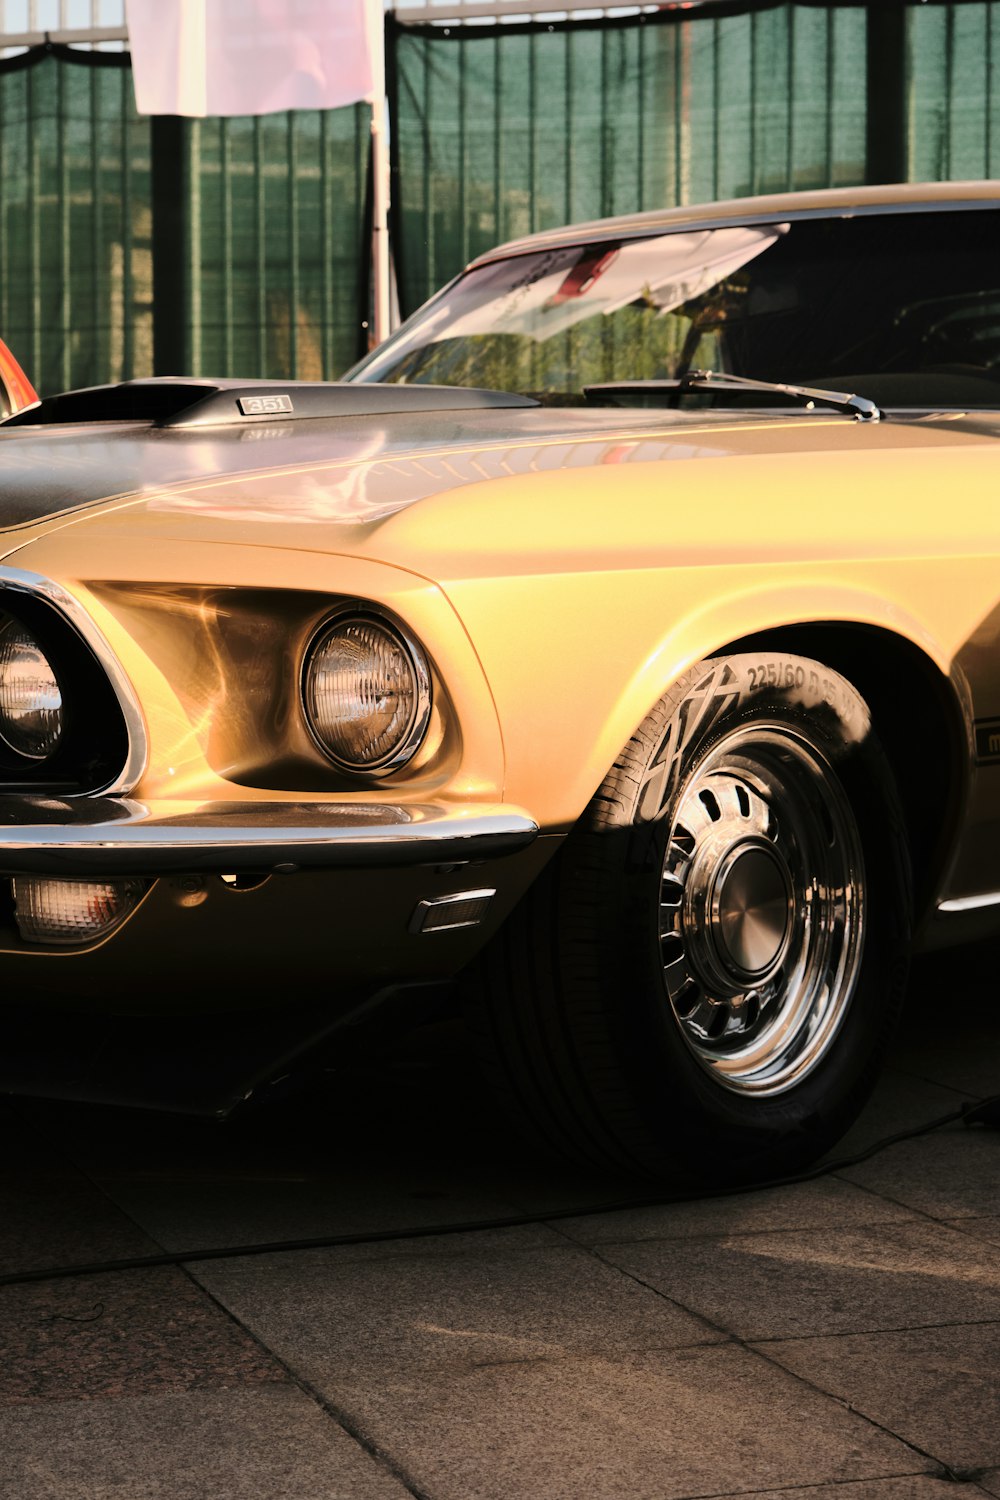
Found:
<box><xmin>657</xmin><ymin>725</ymin><xmax>865</xmax><ymax>1095</ymax></box>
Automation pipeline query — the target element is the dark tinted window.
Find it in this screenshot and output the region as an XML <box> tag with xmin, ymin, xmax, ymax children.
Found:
<box><xmin>352</xmin><ymin>208</ymin><xmax>1000</xmax><ymax>409</ymax></box>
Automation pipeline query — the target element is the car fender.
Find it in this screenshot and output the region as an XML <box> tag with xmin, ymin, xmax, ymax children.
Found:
<box><xmin>444</xmin><ymin>567</ymin><xmax>966</xmax><ymax>832</ymax></box>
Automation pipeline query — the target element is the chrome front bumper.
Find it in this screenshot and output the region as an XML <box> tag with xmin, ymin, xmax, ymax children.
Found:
<box><xmin>0</xmin><ymin>796</ymin><xmax>539</xmax><ymax>877</ymax></box>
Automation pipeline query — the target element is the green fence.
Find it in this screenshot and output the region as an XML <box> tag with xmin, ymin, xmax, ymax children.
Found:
<box><xmin>0</xmin><ymin>49</ymin><xmax>151</xmax><ymax>395</ymax></box>
<box><xmin>907</xmin><ymin>1</ymin><xmax>1000</xmax><ymax>179</ymax></box>
<box><xmin>1</xmin><ymin>4</ymin><xmax>998</xmax><ymax>395</ymax></box>
<box><xmin>189</xmin><ymin>109</ymin><xmax>371</xmax><ymax>380</ymax></box>
<box><xmin>0</xmin><ymin>46</ymin><xmax>370</xmax><ymax>394</ymax></box>
<box><xmin>390</xmin><ymin>3</ymin><xmax>869</xmax><ymax>315</ymax></box>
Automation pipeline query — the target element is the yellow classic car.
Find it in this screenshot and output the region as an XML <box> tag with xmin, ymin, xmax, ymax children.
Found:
<box><xmin>0</xmin><ymin>180</ymin><xmax>998</xmax><ymax>1180</ymax></box>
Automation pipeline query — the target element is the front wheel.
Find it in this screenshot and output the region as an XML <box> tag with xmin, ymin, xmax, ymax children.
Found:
<box><xmin>470</xmin><ymin>653</ymin><xmax>911</xmax><ymax>1182</ymax></box>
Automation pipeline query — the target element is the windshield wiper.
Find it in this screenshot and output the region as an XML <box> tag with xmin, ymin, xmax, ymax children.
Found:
<box><xmin>584</xmin><ymin>369</ymin><xmax>882</xmax><ymax>423</ymax></box>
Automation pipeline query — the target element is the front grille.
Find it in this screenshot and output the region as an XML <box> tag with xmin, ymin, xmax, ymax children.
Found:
<box><xmin>0</xmin><ymin>589</ymin><xmax>132</xmax><ymax>794</ymax></box>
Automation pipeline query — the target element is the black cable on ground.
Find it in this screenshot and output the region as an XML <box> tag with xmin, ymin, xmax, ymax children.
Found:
<box><xmin>2</xmin><ymin>1094</ymin><xmax>998</xmax><ymax>1291</ymax></box>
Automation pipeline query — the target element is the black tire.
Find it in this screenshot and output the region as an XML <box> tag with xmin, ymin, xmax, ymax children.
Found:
<box><xmin>469</xmin><ymin>653</ymin><xmax>911</xmax><ymax>1183</ymax></box>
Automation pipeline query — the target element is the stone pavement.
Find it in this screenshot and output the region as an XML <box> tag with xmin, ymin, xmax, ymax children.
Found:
<box><xmin>1</xmin><ymin>943</ymin><xmax>999</xmax><ymax>1500</ymax></box>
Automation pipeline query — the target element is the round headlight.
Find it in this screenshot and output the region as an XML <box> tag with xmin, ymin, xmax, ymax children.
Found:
<box><xmin>303</xmin><ymin>613</ymin><xmax>431</xmax><ymax>773</ymax></box>
<box><xmin>0</xmin><ymin>619</ymin><xmax>64</xmax><ymax>759</ymax></box>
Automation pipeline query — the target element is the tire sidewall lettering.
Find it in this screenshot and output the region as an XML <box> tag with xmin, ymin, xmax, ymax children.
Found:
<box><xmin>636</xmin><ymin>654</ymin><xmax>870</xmax><ymax>829</ymax></box>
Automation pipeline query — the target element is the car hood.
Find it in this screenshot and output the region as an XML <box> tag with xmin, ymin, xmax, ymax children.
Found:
<box><xmin>0</xmin><ymin>402</ymin><xmax>824</xmax><ymax>541</ymax></box>
<box><xmin>3</xmin><ymin>402</ymin><xmax>1000</xmax><ymax>575</ymax></box>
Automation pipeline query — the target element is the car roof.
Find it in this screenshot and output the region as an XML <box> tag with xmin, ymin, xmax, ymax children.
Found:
<box><xmin>467</xmin><ymin>180</ymin><xmax>1000</xmax><ymax>268</ymax></box>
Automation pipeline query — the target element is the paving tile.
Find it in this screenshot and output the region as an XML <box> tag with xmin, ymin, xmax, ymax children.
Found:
<box><xmin>600</xmin><ymin>1219</ymin><xmax>1000</xmax><ymax>1340</ymax></box>
<box><xmin>194</xmin><ymin>1242</ymin><xmax>721</xmax><ymax>1382</ymax></box>
<box><xmin>761</xmin><ymin>1323</ymin><xmax>1000</xmax><ymax>1474</ymax></box>
<box><xmin>837</xmin><ymin>1125</ymin><xmax>1000</xmax><ymax>1219</ymax></box>
<box><xmin>62</xmin><ymin>1068</ymin><xmax>570</xmax><ymax>1262</ymax></box>
<box><xmin>92</xmin><ymin>1167</ymin><xmax>538</xmax><ymax>1253</ymax></box>
<box><xmin>325</xmin><ymin>1345</ymin><xmax>917</xmax><ymax>1500</ymax></box>
<box><xmin>13</xmin><ymin>1063</ymin><xmax>636</xmax><ymax>1244</ymax></box>
<box><xmin>2</xmin><ymin>997</ymin><xmax>995</xmax><ymax>1500</ymax></box>
<box><xmin>458</xmin><ymin>1158</ymin><xmax>651</xmax><ymax>1217</ymax></box>
<box><xmin>707</xmin><ymin>1481</ymin><xmax>985</xmax><ymax>1500</ymax></box>
<box><xmin>192</xmin><ymin>1221</ymin><xmax>570</xmax><ymax>1273</ymax></box>
<box><xmin>0</xmin><ymin>1268</ymin><xmax>285</xmax><ymax>1407</ymax></box>
<box><xmin>0</xmin><ymin>1110</ymin><xmax>160</xmax><ymax>1278</ymax></box>
<box><xmin>0</xmin><ymin>1171</ymin><xmax>158</xmax><ymax>1277</ymax></box>
<box><xmin>946</xmin><ymin>1218</ymin><xmax>1000</xmax><ymax>1249</ymax></box>
<box><xmin>552</xmin><ymin>1175</ymin><xmax>916</xmax><ymax>1248</ymax></box>
<box><xmin>0</xmin><ymin>1387</ymin><xmax>413</xmax><ymax>1500</ymax></box>
<box><xmin>827</xmin><ymin>1067</ymin><xmax>975</xmax><ymax>1157</ymax></box>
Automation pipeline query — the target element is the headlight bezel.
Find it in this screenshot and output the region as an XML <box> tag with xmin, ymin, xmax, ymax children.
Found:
<box><xmin>0</xmin><ymin>591</ymin><xmax>132</xmax><ymax>793</ymax></box>
<box><xmin>0</xmin><ymin>616</ymin><xmax>66</xmax><ymax>761</ymax></box>
<box><xmin>300</xmin><ymin>605</ymin><xmax>433</xmax><ymax>777</ymax></box>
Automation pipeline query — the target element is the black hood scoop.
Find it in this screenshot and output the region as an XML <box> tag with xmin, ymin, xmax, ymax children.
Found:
<box><xmin>3</xmin><ymin>378</ymin><xmax>539</xmax><ymax>430</ymax></box>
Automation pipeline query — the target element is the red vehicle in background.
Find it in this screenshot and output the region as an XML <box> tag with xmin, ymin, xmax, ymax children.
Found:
<box><xmin>0</xmin><ymin>338</ymin><xmax>37</xmax><ymax>417</ymax></box>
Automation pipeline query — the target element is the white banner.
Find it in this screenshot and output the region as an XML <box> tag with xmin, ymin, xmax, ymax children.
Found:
<box><xmin>125</xmin><ymin>0</ymin><xmax>383</xmax><ymax>117</ymax></box>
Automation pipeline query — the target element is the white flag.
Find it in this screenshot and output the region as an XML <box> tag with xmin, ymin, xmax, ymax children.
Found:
<box><xmin>125</xmin><ymin>0</ymin><xmax>383</xmax><ymax>117</ymax></box>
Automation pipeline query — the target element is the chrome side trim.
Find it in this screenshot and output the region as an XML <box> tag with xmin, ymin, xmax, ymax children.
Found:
<box><xmin>409</xmin><ymin>888</ymin><xmax>497</xmax><ymax>933</ymax></box>
<box><xmin>0</xmin><ymin>564</ymin><xmax>148</xmax><ymax>795</ymax></box>
<box><xmin>0</xmin><ymin>795</ymin><xmax>538</xmax><ymax>876</ymax></box>
<box><xmin>937</xmin><ymin>890</ymin><xmax>1000</xmax><ymax>914</ymax></box>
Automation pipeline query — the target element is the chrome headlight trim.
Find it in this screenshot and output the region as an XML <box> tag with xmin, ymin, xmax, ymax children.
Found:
<box><xmin>0</xmin><ymin>565</ymin><xmax>148</xmax><ymax>795</ymax></box>
<box><xmin>0</xmin><ymin>617</ymin><xmax>65</xmax><ymax>760</ymax></box>
<box><xmin>300</xmin><ymin>605</ymin><xmax>433</xmax><ymax>777</ymax></box>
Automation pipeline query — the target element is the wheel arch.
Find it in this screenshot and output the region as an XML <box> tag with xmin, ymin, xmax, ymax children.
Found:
<box><xmin>707</xmin><ymin>622</ymin><xmax>968</xmax><ymax>920</ymax></box>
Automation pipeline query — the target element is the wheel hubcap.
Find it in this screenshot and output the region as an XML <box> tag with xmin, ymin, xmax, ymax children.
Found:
<box><xmin>656</xmin><ymin>725</ymin><xmax>865</xmax><ymax>1095</ymax></box>
<box><xmin>713</xmin><ymin>844</ymin><xmax>791</xmax><ymax>978</ymax></box>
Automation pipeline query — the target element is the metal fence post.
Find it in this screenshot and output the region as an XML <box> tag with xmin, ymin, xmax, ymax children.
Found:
<box><xmin>151</xmin><ymin>113</ymin><xmax>195</xmax><ymax>375</ymax></box>
<box><xmin>866</xmin><ymin>1</ymin><xmax>907</xmax><ymax>186</ymax></box>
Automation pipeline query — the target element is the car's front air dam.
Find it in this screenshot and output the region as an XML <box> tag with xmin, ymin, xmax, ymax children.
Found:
<box><xmin>0</xmin><ymin>796</ymin><xmax>557</xmax><ymax>1013</ymax></box>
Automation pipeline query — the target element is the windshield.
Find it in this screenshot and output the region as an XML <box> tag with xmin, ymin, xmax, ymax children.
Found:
<box><xmin>351</xmin><ymin>208</ymin><xmax>1000</xmax><ymax>409</ymax></box>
